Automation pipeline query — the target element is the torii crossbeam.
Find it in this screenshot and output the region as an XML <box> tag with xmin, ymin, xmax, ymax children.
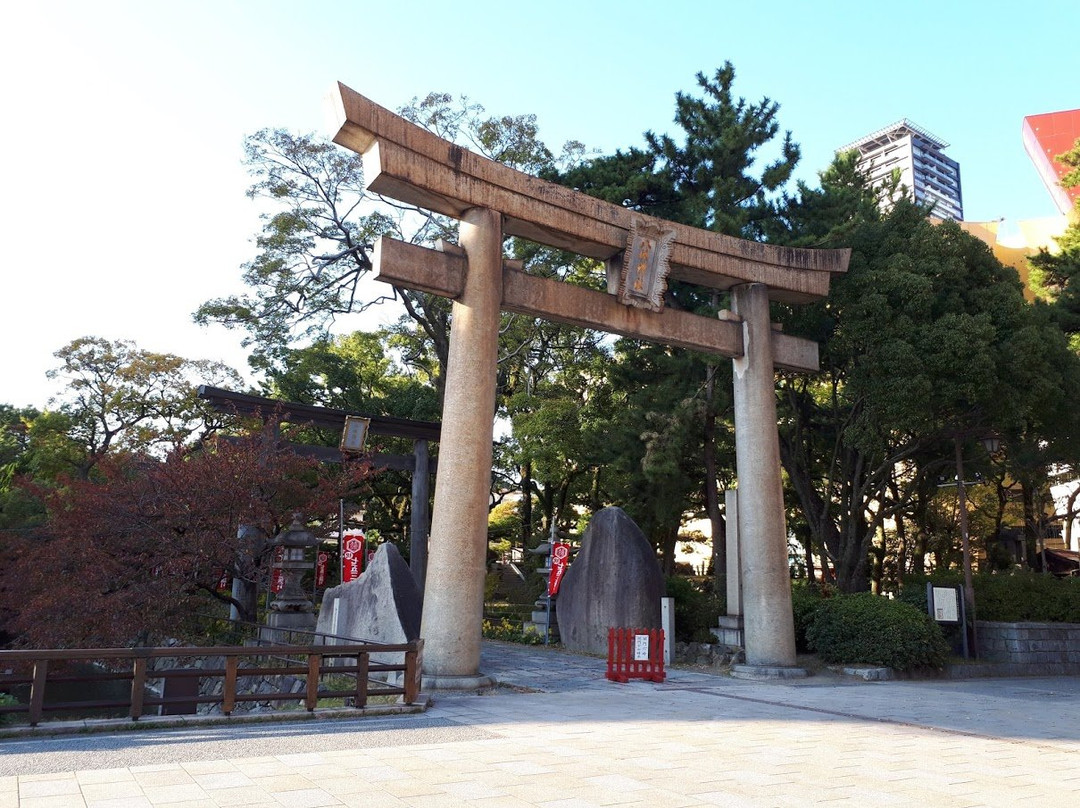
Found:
<box><xmin>327</xmin><ymin>83</ymin><xmax>849</xmax><ymax>685</ymax></box>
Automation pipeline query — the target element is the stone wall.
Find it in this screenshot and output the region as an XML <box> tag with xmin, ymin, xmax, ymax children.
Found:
<box><xmin>149</xmin><ymin>652</ymin><xmax>309</xmax><ymax>715</ymax></box>
<box><xmin>975</xmin><ymin>620</ymin><xmax>1080</xmax><ymax>675</ymax></box>
<box><xmin>673</xmin><ymin>642</ymin><xmax>742</xmax><ymax>668</ymax></box>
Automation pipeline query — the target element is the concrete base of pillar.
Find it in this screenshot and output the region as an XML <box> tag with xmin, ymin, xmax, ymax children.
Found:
<box><xmin>730</xmin><ymin>664</ymin><xmax>808</xmax><ymax>680</ymax></box>
<box><xmin>711</xmin><ymin>615</ymin><xmax>744</xmax><ymax>649</ymax></box>
<box><xmin>420</xmin><ymin>673</ymin><xmax>496</xmax><ymax>691</ymax></box>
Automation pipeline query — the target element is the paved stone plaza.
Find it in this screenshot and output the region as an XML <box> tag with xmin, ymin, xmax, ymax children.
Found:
<box><xmin>2</xmin><ymin>642</ymin><xmax>1079</xmax><ymax>807</ymax></box>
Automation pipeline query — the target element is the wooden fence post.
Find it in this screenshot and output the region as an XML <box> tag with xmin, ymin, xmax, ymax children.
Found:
<box><xmin>404</xmin><ymin>639</ymin><xmax>423</xmax><ymax>704</ymax></box>
<box><xmin>223</xmin><ymin>656</ymin><xmax>238</xmax><ymax>715</ymax></box>
<box><xmin>29</xmin><ymin>660</ymin><xmax>48</xmax><ymax>727</ymax></box>
<box><xmin>356</xmin><ymin>653</ymin><xmax>369</xmax><ymax>708</ymax></box>
<box><xmin>129</xmin><ymin>658</ymin><xmax>146</xmax><ymax>720</ymax></box>
<box><xmin>306</xmin><ymin>654</ymin><xmax>320</xmax><ymax>711</ymax></box>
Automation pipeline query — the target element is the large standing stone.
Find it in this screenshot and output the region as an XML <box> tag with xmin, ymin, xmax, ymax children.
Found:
<box><xmin>556</xmin><ymin>507</ymin><xmax>664</xmax><ymax>655</ymax></box>
<box><xmin>316</xmin><ymin>543</ymin><xmax>421</xmax><ymax>664</ymax></box>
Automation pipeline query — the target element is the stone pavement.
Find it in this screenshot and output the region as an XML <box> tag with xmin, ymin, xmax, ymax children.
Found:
<box><xmin>2</xmin><ymin>641</ymin><xmax>1079</xmax><ymax>807</ymax></box>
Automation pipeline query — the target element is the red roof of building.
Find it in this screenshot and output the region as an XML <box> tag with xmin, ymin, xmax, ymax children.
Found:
<box><xmin>1023</xmin><ymin>109</ymin><xmax>1080</xmax><ymax>215</ymax></box>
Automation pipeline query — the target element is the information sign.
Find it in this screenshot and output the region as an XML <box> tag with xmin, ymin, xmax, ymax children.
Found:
<box><xmin>633</xmin><ymin>633</ymin><xmax>650</xmax><ymax>661</ymax></box>
<box><xmin>930</xmin><ymin>586</ymin><xmax>960</xmax><ymax>624</ymax></box>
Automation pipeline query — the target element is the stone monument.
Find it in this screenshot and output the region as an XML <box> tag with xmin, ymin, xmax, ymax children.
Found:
<box><xmin>556</xmin><ymin>507</ymin><xmax>665</xmax><ymax>655</ymax></box>
<box><xmin>316</xmin><ymin>542</ymin><xmax>421</xmax><ymax>665</ymax></box>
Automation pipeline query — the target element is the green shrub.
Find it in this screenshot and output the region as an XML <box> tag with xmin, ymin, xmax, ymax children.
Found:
<box><xmin>806</xmin><ymin>593</ymin><xmax>949</xmax><ymax>670</ymax></box>
<box><xmin>790</xmin><ymin>581</ymin><xmax>830</xmax><ymax>653</ymax></box>
<box><xmin>974</xmin><ymin>571</ymin><xmax>1080</xmax><ymax>623</ymax></box>
<box><xmin>0</xmin><ymin>692</ymin><xmax>17</xmax><ymax>724</ymax></box>
<box><xmin>481</xmin><ymin>616</ymin><xmax>544</xmax><ymax>645</ymax></box>
<box><xmin>901</xmin><ymin>571</ymin><xmax>1080</xmax><ymax>624</ymax></box>
<box><xmin>484</xmin><ymin>571</ymin><xmax>499</xmax><ymax>602</ymax></box>
<box><xmin>897</xmin><ymin>572</ymin><xmax>962</xmax><ymax>615</ymax></box>
<box><xmin>665</xmin><ymin>576</ymin><xmax>724</xmax><ymax>643</ymax></box>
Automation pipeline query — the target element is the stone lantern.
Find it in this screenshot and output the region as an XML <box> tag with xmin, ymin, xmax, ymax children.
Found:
<box><xmin>263</xmin><ymin>513</ymin><xmax>320</xmax><ymax>642</ymax></box>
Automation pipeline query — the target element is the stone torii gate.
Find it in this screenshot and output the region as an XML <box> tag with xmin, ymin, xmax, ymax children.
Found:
<box><xmin>327</xmin><ymin>83</ymin><xmax>849</xmax><ymax>685</ymax></box>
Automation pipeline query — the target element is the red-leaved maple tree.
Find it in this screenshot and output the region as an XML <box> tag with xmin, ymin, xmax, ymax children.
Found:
<box><xmin>2</xmin><ymin>426</ymin><xmax>371</xmax><ymax>648</ymax></box>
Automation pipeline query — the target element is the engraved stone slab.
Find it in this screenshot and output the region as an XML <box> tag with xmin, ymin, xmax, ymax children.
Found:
<box><xmin>556</xmin><ymin>507</ymin><xmax>665</xmax><ymax>655</ymax></box>
<box><xmin>317</xmin><ymin>542</ymin><xmax>421</xmax><ymax>664</ymax></box>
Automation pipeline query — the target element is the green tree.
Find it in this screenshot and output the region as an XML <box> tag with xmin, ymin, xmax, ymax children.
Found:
<box><xmin>0</xmin><ymin>405</ymin><xmax>46</xmax><ymax>535</ymax></box>
<box><xmin>645</xmin><ymin>63</ymin><xmax>800</xmax><ymax>238</ymax></box>
<box><xmin>549</xmin><ymin>63</ymin><xmax>792</xmax><ymax>574</ymax></box>
<box><xmin>258</xmin><ymin>329</ymin><xmax>442</xmax><ymax>553</ymax></box>
<box><xmin>1029</xmin><ymin>137</ymin><xmax>1080</xmax><ymax>338</ymax></box>
<box><xmin>774</xmin><ymin>154</ymin><xmax>1080</xmax><ymax>591</ymax></box>
<box><xmin>46</xmin><ymin>337</ymin><xmax>241</xmax><ymax>478</ymax></box>
<box><xmin>196</xmin><ymin>93</ymin><xmax>577</xmax><ymax>394</ymax></box>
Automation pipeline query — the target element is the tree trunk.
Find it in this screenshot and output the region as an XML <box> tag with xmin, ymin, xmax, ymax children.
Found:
<box><xmin>659</xmin><ymin>525</ymin><xmax>679</xmax><ymax>576</ymax></box>
<box><xmin>520</xmin><ymin>462</ymin><xmax>533</xmax><ymax>551</ymax></box>
<box><xmin>702</xmin><ymin>363</ymin><xmax>726</xmax><ymax>593</ymax></box>
<box><xmin>890</xmin><ymin>475</ymin><xmax>907</xmax><ymax>588</ymax></box>
<box><xmin>1022</xmin><ymin>482</ymin><xmax>1040</xmax><ymax>570</ymax></box>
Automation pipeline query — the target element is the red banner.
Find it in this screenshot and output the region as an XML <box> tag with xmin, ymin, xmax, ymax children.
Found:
<box><xmin>217</xmin><ymin>570</ymin><xmax>231</xmax><ymax>591</ymax></box>
<box><xmin>315</xmin><ymin>551</ymin><xmax>329</xmax><ymax>588</ymax></box>
<box><xmin>341</xmin><ymin>530</ymin><xmax>365</xmax><ymax>583</ymax></box>
<box><xmin>270</xmin><ymin>568</ymin><xmax>285</xmax><ymax>593</ymax></box>
<box><xmin>548</xmin><ymin>542</ymin><xmax>571</xmax><ymax>596</ymax></box>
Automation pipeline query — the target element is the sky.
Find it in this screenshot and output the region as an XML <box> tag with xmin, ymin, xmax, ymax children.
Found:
<box><xmin>1</xmin><ymin>0</ymin><xmax>1076</xmax><ymax>410</ymax></box>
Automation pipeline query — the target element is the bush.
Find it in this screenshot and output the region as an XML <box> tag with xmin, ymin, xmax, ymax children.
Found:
<box><xmin>665</xmin><ymin>577</ymin><xmax>724</xmax><ymax>643</ymax></box>
<box><xmin>897</xmin><ymin>572</ymin><xmax>960</xmax><ymax>614</ymax></box>
<box><xmin>481</xmin><ymin>617</ymin><xmax>544</xmax><ymax>645</ymax></box>
<box><xmin>974</xmin><ymin>572</ymin><xmax>1080</xmax><ymax>623</ymax></box>
<box><xmin>790</xmin><ymin>581</ymin><xmax>830</xmax><ymax>653</ymax></box>
<box><xmin>901</xmin><ymin>571</ymin><xmax>1080</xmax><ymax>623</ymax></box>
<box><xmin>806</xmin><ymin>593</ymin><xmax>950</xmax><ymax>671</ymax></box>
<box><xmin>0</xmin><ymin>692</ymin><xmax>17</xmax><ymax>724</ymax></box>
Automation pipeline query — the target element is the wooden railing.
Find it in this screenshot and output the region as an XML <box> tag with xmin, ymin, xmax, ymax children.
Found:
<box><xmin>0</xmin><ymin>640</ymin><xmax>423</xmax><ymax>727</ymax></box>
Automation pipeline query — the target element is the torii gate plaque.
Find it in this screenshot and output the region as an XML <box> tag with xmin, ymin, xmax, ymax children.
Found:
<box><xmin>327</xmin><ymin>83</ymin><xmax>849</xmax><ymax>685</ymax></box>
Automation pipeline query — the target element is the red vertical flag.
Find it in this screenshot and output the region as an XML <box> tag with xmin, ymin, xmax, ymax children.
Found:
<box><xmin>270</xmin><ymin>568</ymin><xmax>286</xmax><ymax>593</ymax></box>
<box><xmin>548</xmin><ymin>542</ymin><xmax>571</xmax><ymax>596</ymax></box>
<box><xmin>341</xmin><ymin>531</ymin><xmax>365</xmax><ymax>583</ymax></box>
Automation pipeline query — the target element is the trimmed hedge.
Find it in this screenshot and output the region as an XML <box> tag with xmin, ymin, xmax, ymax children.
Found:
<box><xmin>805</xmin><ymin>593</ymin><xmax>949</xmax><ymax>671</ymax></box>
<box><xmin>976</xmin><ymin>572</ymin><xmax>1080</xmax><ymax>622</ymax></box>
<box><xmin>901</xmin><ymin>572</ymin><xmax>1080</xmax><ymax>623</ymax></box>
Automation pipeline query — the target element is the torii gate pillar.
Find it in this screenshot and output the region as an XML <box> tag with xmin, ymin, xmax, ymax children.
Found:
<box><xmin>418</xmin><ymin>207</ymin><xmax>502</xmax><ymax>688</ymax></box>
<box><xmin>731</xmin><ymin>283</ymin><xmax>799</xmax><ymax>671</ymax></box>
